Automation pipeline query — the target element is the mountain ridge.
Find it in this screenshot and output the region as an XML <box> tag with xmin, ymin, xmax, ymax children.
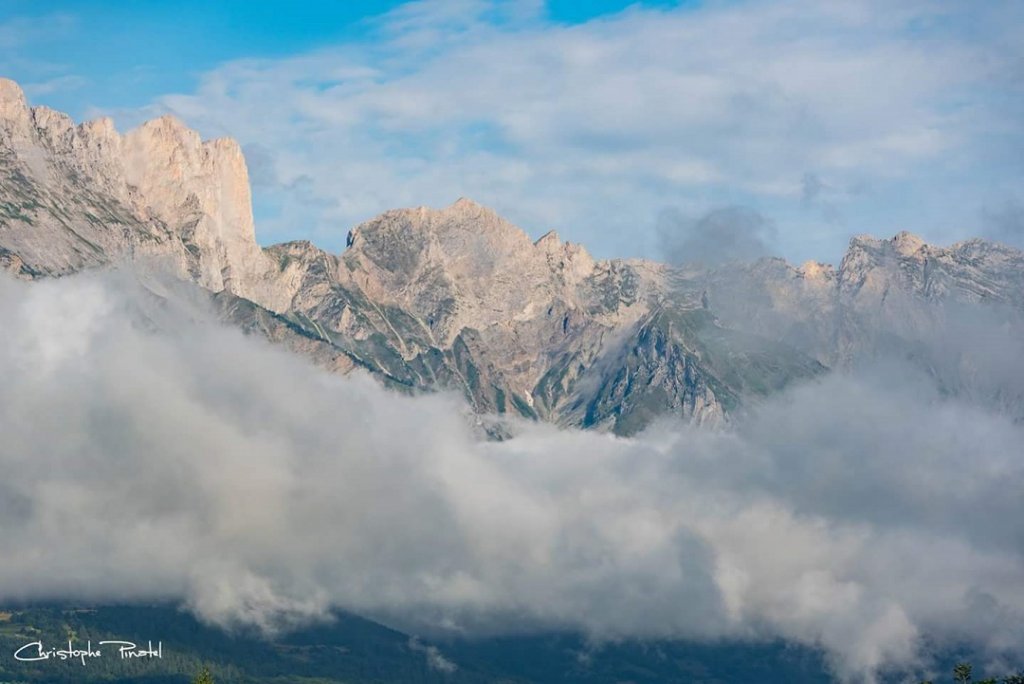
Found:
<box><xmin>3</xmin><ymin>77</ymin><xmax>1022</xmax><ymax>433</ymax></box>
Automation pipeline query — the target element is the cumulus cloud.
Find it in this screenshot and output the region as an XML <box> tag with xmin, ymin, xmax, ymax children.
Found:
<box><xmin>0</xmin><ymin>270</ymin><xmax>1023</xmax><ymax>682</ymax></box>
<box><xmin>97</xmin><ymin>0</ymin><xmax>1024</xmax><ymax>262</ymax></box>
<box><xmin>983</xmin><ymin>201</ymin><xmax>1024</xmax><ymax>249</ymax></box>
<box><xmin>657</xmin><ymin>205</ymin><xmax>778</xmax><ymax>266</ymax></box>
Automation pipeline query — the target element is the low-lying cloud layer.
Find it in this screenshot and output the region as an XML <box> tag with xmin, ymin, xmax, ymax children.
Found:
<box><xmin>1</xmin><ymin>271</ymin><xmax>1022</xmax><ymax>682</ymax></box>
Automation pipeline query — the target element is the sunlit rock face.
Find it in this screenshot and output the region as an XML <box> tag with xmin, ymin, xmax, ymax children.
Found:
<box><xmin>3</xmin><ymin>77</ymin><xmax>1022</xmax><ymax>433</ymax></box>
<box><xmin>0</xmin><ymin>78</ymin><xmax>283</xmax><ymax>310</ymax></box>
<box><xmin>271</xmin><ymin>198</ymin><xmax>745</xmax><ymax>433</ymax></box>
<box><xmin>120</xmin><ymin>114</ymin><xmax>282</xmax><ymax>307</ymax></box>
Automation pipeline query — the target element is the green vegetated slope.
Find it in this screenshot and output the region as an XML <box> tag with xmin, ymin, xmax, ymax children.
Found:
<box><xmin>0</xmin><ymin>605</ymin><xmax>834</xmax><ymax>684</ymax></box>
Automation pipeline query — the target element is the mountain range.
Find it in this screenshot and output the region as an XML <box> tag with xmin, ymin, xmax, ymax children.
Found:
<box><xmin>2</xmin><ymin>77</ymin><xmax>1022</xmax><ymax>435</ymax></box>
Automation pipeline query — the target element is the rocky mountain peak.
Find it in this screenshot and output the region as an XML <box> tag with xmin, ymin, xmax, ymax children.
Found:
<box><xmin>0</xmin><ymin>79</ymin><xmax>37</xmax><ymax>148</ymax></box>
<box><xmin>345</xmin><ymin>198</ymin><xmax>534</xmax><ymax>279</ymax></box>
<box><xmin>131</xmin><ymin>113</ymin><xmax>198</xmax><ymax>141</ymax></box>
<box><xmin>892</xmin><ymin>230</ymin><xmax>926</xmax><ymax>256</ymax></box>
<box><xmin>2</xmin><ymin>77</ymin><xmax>1021</xmax><ymax>434</ymax></box>
<box><xmin>121</xmin><ymin>113</ymin><xmax>283</xmax><ymax>308</ymax></box>
<box><xmin>533</xmin><ymin>229</ymin><xmax>596</xmax><ymax>286</ymax></box>
<box><xmin>30</xmin><ymin>104</ymin><xmax>75</xmax><ymax>132</ymax></box>
<box><xmin>0</xmin><ymin>81</ymin><xmax>284</xmax><ymax>310</ymax></box>
<box><xmin>846</xmin><ymin>233</ymin><xmax>883</xmax><ymax>253</ymax></box>
<box><xmin>847</xmin><ymin>230</ymin><xmax>928</xmax><ymax>258</ymax></box>
<box><xmin>534</xmin><ymin>229</ymin><xmax>561</xmax><ymax>248</ymax></box>
<box><xmin>798</xmin><ymin>260</ymin><xmax>835</xmax><ymax>281</ymax></box>
<box><xmin>0</xmin><ymin>78</ymin><xmax>28</xmax><ymax>122</ymax></box>
<box><xmin>449</xmin><ymin>196</ymin><xmax>488</xmax><ymax>214</ymax></box>
<box><xmin>80</xmin><ymin>115</ymin><xmax>117</xmax><ymax>137</ymax></box>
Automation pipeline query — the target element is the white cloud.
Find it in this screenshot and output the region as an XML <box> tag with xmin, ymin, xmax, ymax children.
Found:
<box><xmin>96</xmin><ymin>0</ymin><xmax>1023</xmax><ymax>262</ymax></box>
<box><xmin>22</xmin><ymin>73</ymin><xmax>89</xmax><ymax>97</ymax></box>
<box><xmin>0</xmin><ymin>12</ymin><xmax>76</xmax><ymax>50</ymax></box>
<box><xmin>408</xmin><ymin>636</ymin><xmax>458</xmax><ymax>673</ymax></box>
<box><xmin>1</xmin><ymin>269</ymin><xmax>1022</xmax><ymax>682</ymax></box>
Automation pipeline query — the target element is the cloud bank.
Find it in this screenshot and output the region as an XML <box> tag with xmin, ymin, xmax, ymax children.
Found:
<box><xmin>101</xmin><ymin>0</ymin><xmax>1024</xmax><ymax>263</ymax></box>
<box><xmin>0</xmin><ymin>270</ymin><xmax>1022</xmax><ymax>682</ymax></box>
<box><xmin>658</xmin><ymin>206</ymin><xmax>778</xmax><ymax>266</ymax></box>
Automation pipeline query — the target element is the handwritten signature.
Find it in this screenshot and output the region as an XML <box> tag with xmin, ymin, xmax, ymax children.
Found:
<box><xmin>13</xmin><ymin>640</ymin><xmax>163</xmax><ymax>666</ymax></box>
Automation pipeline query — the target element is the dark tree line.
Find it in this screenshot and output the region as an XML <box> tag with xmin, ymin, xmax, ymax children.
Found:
<box><xmin>192</xmin><ymin>667</ymin><xmax>215</xmax><ymax>684</ymax></box>
<box><xmin>918</xmin><ymin>661</ymin><xmax>1024</xmax><ymax>684</ymax></box>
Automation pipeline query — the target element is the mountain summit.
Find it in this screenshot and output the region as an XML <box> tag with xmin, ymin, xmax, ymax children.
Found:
<box><xmin>2</xmin><ymin>80</ymin><xmax>1022</xmax><ymax>432</ymax></box>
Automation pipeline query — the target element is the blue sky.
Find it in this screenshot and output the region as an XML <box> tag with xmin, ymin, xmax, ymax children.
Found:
<box><xmin>2</xmin><ymin>0</ymin><xmax>1022</xmax><ymax>263</ymax></box>
<box><xmin>0</xmin><ymin>0</ymin><xmax>683</xmax><ymax>116</ymax></box>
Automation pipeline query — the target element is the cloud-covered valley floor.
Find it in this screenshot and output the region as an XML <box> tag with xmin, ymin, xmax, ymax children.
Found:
<box><xmin>1</xmin><ymin>271</ymin><xmax>1022</xmax><ymax>682</ymax></box>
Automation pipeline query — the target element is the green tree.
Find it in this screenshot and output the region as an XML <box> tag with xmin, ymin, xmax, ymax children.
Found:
<box><xmin>954</xmin><ymin>662</ymin><xmax>973</xmax><ymax>684</ymax></box>
<box><xmin>1004</xmin><ymin>675</ymin><xmax>1024</xmax><ymax>684</ymax></box>
<box><xmin>192</xmin><ymin>666</ymin><xmax>215</xmax><ymax>684</ymax></box>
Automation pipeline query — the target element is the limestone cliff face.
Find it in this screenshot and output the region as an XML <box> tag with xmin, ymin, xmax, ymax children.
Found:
<box><xmin>0</xmin><ymin>78</ymin><xmax>283</xmax><ymax>310</ymax></box>
<box><xmin>0</xmin><ymin>79</ymin><xmax>164</xmax><ymax>276</ymax></box>
<box><xmin>6</xmin><ymin>78</ymin><xmax>1020</xmax><ymax>432</ymax></box>
<box><xmin>341</xmin><ymin>198</ymin><xmax>596</xmax><ymax>349</ymax></box>
<box><xmin>335</xmin><ymin>199</ymin><xmax>613</xmax><ymax>399</ymax></box>
<box><xmin>1</xmin><ymin>78</ymin><xmax>749</xmax><ymax>432</ymax></box>
<box><xmin>120</xmin><ymin>116</ymin><xmax>286</xmax><ymax>308</ymax></box>
<box><xmin>266</xmin><ymin>200</ymin><xmax>745</xmax><ymax>432</ymax></box>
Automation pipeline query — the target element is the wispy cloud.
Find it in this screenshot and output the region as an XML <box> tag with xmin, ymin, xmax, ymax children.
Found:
<box><xmin>983</xmin><ymin>200</ymin><xmax>1024</xmax><ymax>248</ymax></box>
<box><xmin>657</xmin><ymin>205</ymin><xmax>778</xmax><ymax>265</ymax></box>
<box><xmin>98</xmin><ymin>0</ymin><xmax>1024</xmax><ymax>262</ymax></box>
<box><xmin>0</xmin><ymin>12</ymin><xmax>76</xmax><ymax>50</ymax></box>
<box><xmin>22</xmin><ymin>73</ymin><xmax>89</xmax><ymax>97</ymax></box>
<box><xmin>0</xmin><ymin>269</ymin><xmax>1022</xmax><ymax>682</ymax></box>
<box><xmin>0</xmin><ymin>12</ymin><xmax>81</xmax><ymax>92</ymax></box>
